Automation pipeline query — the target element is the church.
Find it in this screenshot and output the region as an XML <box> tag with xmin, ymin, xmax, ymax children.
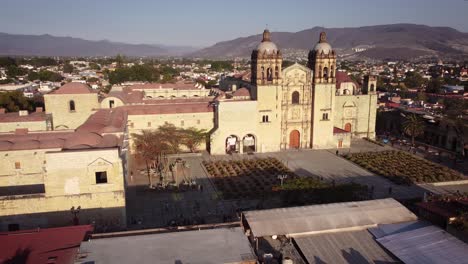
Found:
<box><xmin>209</xmin><ymin>30</ymin><xmax>377</xmax><ymax>154</ymax></box>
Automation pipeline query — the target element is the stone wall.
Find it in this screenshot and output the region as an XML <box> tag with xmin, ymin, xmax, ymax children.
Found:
<box><xmin>44</xmin><ymin>93</ymin><xmax>100</xmax><ymax>130</ymax></box>
<box><xmin>334</xmin><ymin>94</ymin><xmax>377</xmax><ymax>139</ymax></box>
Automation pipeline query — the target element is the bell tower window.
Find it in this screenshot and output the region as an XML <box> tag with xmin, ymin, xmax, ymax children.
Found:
<box><xmin>267</xmin><ymin>68</ymin><xmax>273</xmax><ymax>81</ymax></box>
<box><xmin>323</xmin><ymin>67</ymin><xmax>329</xmax><ymax>80</ymax></box>
<box><xmin>292</xmin><ymin>91</ymin><xmax>300</xmax><ymax>104</ymax></box>
<box><xmin>69</xmin><ymin>100</ymin><xmax>76</xmax><ymax>112</ymax></box>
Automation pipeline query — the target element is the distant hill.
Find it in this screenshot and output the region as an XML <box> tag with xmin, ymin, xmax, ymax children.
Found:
<box><xmin>191</xmin><ymin>24</ymin><xmax>468</xmax><ymax>60</ymax></box>
<box><xmin>0</xmin><ymin>32</ymin><xmax>197</xmax><ymax>57</ymax></box>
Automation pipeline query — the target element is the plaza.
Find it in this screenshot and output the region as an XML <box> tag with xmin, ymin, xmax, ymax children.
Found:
<box><xmin>125</xmin><ymin>139</ymin><xmax>429</xmax><ymax>229</ymax></box>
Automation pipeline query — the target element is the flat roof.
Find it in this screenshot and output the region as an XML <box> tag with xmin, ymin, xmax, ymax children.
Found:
<box><xmin>79</xmin><ymin>227</ymin><xmax>255</xmax><ymax>264</ymax></box>
<box><xmin>418</xmin><ymin>180</ymin><xmax>468</xmax><ymax>195</ymax></box>
<box><xmin>375</xmin><ymin>224</ymin><xmax>468</xmax><ymax>264</ymax></box>
<box><xmin>294</xmin><ymin>230</ymin><xmax>398</xmax><ymax>264</ymax></box>
<box><xmin>243</xmin><ymin>198</ymin><xmax>417</xmax><ymax>238</ymax></box>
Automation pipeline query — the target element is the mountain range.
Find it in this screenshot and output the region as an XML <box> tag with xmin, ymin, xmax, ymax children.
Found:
<box><xmin>192</xmin><ymin>24</ymin><xmax>468</xmax><ymax>60</ymax></box>
<box><xmin>0</xmin><ymin>32</ymin><xmax>197</xmax><ymax>57</ymax></box>
<box><xmin>1</xmin><ymin>24</ymin><xmax>468</xmax><ymax>60</ymax></box>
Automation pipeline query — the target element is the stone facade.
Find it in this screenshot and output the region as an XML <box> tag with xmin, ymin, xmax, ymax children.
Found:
<box><xmin>0</xmin><ymin>148</ymin><xmax>126</xmax><ymax>232</ymax></box>
<box><xmin>44</xmin><ymin>86</ymin><xmax>100</xmax><ymax>130</ymax></box>
<box><xmin>209</xmin><ymin>30</ymin><xmax>377</xmax><ymax>154</ymax></box>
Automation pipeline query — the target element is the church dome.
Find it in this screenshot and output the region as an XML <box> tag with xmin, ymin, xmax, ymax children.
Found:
<box><xmin>256</xmin><ymin>29</ymin><xmax>278</xmax><ymax>54</ymax></box>
<box><xmin>313</xmin><ymin>32</ymin><xmax>333</xmax><ymax>55</ymax></box>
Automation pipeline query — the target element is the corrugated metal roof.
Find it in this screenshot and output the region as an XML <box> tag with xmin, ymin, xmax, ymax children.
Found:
<box><xmin>368</xmin><ymin>220</ymin><xmax>430</xmax><ymax>239</ymax></box>
<box><xmin>243</xmin><ymin>198</ymin><xmax>417</xmax><ymax>238</ymax></box>
<box><xmin>376</xmin><ymin>225</ymin><xmax>468</xmax><ymax>264</ymax></box>
<box><xmin>294</xmin><ymin>230</ymin><xmax>398</xmax><ymax>264</ymax></box>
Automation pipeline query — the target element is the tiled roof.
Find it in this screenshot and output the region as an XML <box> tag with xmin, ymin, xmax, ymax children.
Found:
<box><xmin>336</xmin><ymin>71</ymin><xmax>359</xmax><ymax>90</ymax></box>
<box><xmin>0</xmin><ymin>225</ymin><xmax>93</xmax><ymax>264</ymax></box>
<box><xmin>50</xmin><ymin>82</ymin><xmax>96</xmax><ymax>95</ymax></box>
<box><xmin>129</xmin><ymin>82</ymin><xmax>202</xmax><ymax>91</ymax></box>
<box><xmin>0</xmin><ymin>112</ymin><xmax>46</xmax><ymax>123</ymax></box>
<box><xmin>77</xmin><ymin>108</ymin><xmax>127</xmax><ymax>134</ymax></box>
<box><xmin>126</xmin><ymin>103</ymin><xmax>213</xmax><ymax>116</ymax></box>
<box><xmin>0</xmin><ymin>131</ymin><xmax>120</xmax><ymax>151</ymax></box>
<box><xmin>232</xmin><ymin>88</ymin><xmax>250</xmax><ymax>97</ymax></box>
<box><xmin>333</xmin><ymin>127</ymin><xmax>349</xmax><ymax>134</ymax></box>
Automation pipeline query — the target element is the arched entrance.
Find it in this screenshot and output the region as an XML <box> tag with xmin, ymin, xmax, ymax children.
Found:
<box><xmin>242</xmin><ymin>134</ymin><xmax>256</xmax><ymax>153</ymax></box>
<box><xmin>345</xmin><ymin>123</ymin><xmax>352</xmax><ymax>132</ymax></box>
<box><xmin>226</xmin><ymin>135</ymin><xmax>239</xmax><ymax>154</ymax></box>
<box><xmin>289</xmin><ymin>130</ymin><xmax>300</xmax><ymax>149</ymax></box>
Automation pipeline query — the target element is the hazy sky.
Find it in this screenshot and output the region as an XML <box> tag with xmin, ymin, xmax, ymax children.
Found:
<box><xmin>1</xmin><ymin>0</ymin><xmax>467</xmax><ymax>47</ymax></box>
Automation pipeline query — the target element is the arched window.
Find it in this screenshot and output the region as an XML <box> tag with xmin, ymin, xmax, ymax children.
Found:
<box><xmin>292</xmin><ymin>91</ymin><xmax>300</xmax><ymax>104</ymax></box>
<box><xmin>275</xmin><ymin>66</ymin><xmax>279</xmax><ymax>78</ymax></box>
<box><xmin>267</xmin><ymin>68</ymin><xmax>273</xmax><ymax>81</ymax></box>
<box><xmin>261</xmin><ymin>66</ymin><xmax>265</xmax><ymax>80</ymax></box>
<box><xmin>262</xmin><ymin>115</ymin><xmax>269</xmax><ymax>123</ymax></box>
<box><xmin>323</xmin><ymin>67</ymin><xmax>329</xmax><ymax>80</ymax></box>
<box><xmin>330</xmin><ymin>65</ymin><xmax>334</xmax><ymax>78</ymax></box>
<box><xmin>370</xmin><ymin>84</ymin><xmax>375</xmax><ymax>92</ymax></box>
<box><xmin>69</xmin><ymin>100</ymin><xmax>75</xmax><ymax>111</ymax></box>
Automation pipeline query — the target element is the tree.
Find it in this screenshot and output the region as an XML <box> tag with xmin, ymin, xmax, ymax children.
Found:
<box><xmin>404</xmin><ymin>71</ymin><xmax>424</xmax><ymax>88</ymax></box>
<box><xmin>426</xmin><ymin>78</ymin><xmax>442</xmax><ymax>94</ymax></box>
<box><xmin>6</xmin><ymin>65</ymin><xmax>27</xmax><ymax>78</ymax></box>
<box><xmin>89</xmin><ymin>62</ymin><xmax>101</xmax><ymax>70</ymax></box>
<box><xmin>27</xmin><ymin>71</ymin><xmax>40</xmax><ymax>81</ymax></box>
<box><xmin>443</xmin><ymin>98</ymin><xmax>467</xmax><ymax>157</ymax></box>
<box><xmin>115</xmin><ymin>54</ymin><xmax>124</xmax><ymax>69</ymax></box>
<box><xmin>402</xmin><ymin>114</ymin><xmax>425</xmax><ymax>146</ymax></box>
<box><xmin>87</xmin><ymin>77</ymin><xmax>99</xmax><ymax>83</ymax></box>
<box><xmin>132</xmin><ymin>130</ymin><xmax>170</xmax><ymax>187</ymax></box>
<box><xmin>0</xmin><ymin>57</ymin><xmax>16</xmax><ymax>67</ymax></box>
<box><xmin>415</xmin><ymin>92</ymin><xmax>427</xmax><ymax>102</ymax></box>
<box><xmin>181</xmin><ymin>127</ymin><xmax>208</xmax><ymax>153</ymax></box>
<box><xmin>37</xmin><ymin>70</ymin><xmax>63</xmax><ymax>82</ymax></box>
<box><xmin>0</xmin><ymin>91</ymin><xmax>34</xmax><ymax>112</ymax></box>
<box><xmin>63</xmin><ymin>63</ymin><xmax>74</xmax><ymax>73</ymax></box>
<box><xmin>157</xmin><ymin>123</ymin><xmax>184</xmax><ymax>153</ymax></box>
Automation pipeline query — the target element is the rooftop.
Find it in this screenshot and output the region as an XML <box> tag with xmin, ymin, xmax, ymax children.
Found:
<box><xmin>0</xmin><ymin>225</ymin><xmax>93</xmax><ymax>264</ymax></box>
<box><xmin>79</xmin><ymin>227</ymin><xmax>255</xmax><ymax>264</ymax></box>
<box><xmin>129</xmin><ymin>82</ymin><xmax>204</xmax><ymax>91</ymax></box>
<box><xmin>373</xmin><ymin>223</ymin><xmax>468</xmax><ymax>264</ymax></box>
<box><xmin>0</xmin><ymin>131</ymin><xmax>120</xmax><ymax>151</ymax></box>
<box><xmin>0</xmin><ymin>111</ymin><xmax>46</xmax><ymax>123</ymax></box>
<box><xmin>336</xmin><ymin>71</ymin><xmax>360</xmax><ymax>90</ymax></box>
<box><xmin>294</xmin><ymin>230</ymin><xmax>398</xmax><ymax>264</ymax></box>
<box><xmin>243</xmin><ymin>198</ymin><xmax>417</xmax><ymax>238</ymax></box>
<box><xmin>49</xmin><ymin>82</ymin><xmax>95</xmax><ymax>95</ymax></box>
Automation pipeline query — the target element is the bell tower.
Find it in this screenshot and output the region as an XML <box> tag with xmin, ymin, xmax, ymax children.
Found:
<box><xmin>251</xmin><ymin>29</ymin><xmax>282</xmax><ymax>87</ymax></box>
<box><xmin>308</xmin><ymin>32</ymin><xmax>337</xmax><ymax>148</ymax></box>
<box><xmin>308</xmin><ymin>32</ymin><xmax>336</xmax><ymax>84</ymax></box>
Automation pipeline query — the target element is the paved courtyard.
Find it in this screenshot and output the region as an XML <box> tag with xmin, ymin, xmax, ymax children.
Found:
<box><xmin>125</xmin><ymin>139</ymin><xmax>427</xmax><ymax>230</ymax></box>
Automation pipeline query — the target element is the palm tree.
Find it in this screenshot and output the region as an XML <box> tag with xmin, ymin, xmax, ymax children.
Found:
<box><xmin>402</xmin><ymin>114</ymin><xmax>425</xmax><ymax>146</ymax></box>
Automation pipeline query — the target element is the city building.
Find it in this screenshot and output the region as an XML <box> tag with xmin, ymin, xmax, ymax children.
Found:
<box><xmin>0</xmin><ymin>130</ymin><xmax>126</xmax><ymax>232</ymax></box>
